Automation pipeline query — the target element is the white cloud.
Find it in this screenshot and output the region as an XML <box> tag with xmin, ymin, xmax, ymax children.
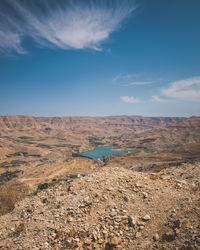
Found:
<box><xmin>113</xmin><ymin>73</ymin><xmax>141</xmax><ymax>82</ymax></box>
<box><xmin>151</xmin><ymin>95</ymin><xmax>172</xmax><ymax>103</ymax></box>
<box><xmin>120</xmin><ymin>96</ymin><xmax>141</xmax><ymax>103</ymax></box>
<box><xmin>112</xmin><ymin>73</ymin><xmax>152</xmax><ymax>86</ymax></box>
<box><xmin>0</xmin><ymin>0</ymin><xmax>136</xmax><ymax>54</ymax></box>
<box><xmin>124</xmin><ymin>81</ymin><xmax>152</xmax><ymax>86</ymax></box>
<box><xmin>161</xmin><ymin>76</ymin><xmax>200</xmax><ymax>102</ymax></box>
<box><xmin>0</xmin><ymin>30</ymin><xmax>25</xmax><ymax>54</ymax></box>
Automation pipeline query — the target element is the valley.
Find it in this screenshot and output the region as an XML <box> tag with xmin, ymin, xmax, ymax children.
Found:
<box><xmin>0</xmin><ymin>115</ymin><xmax>199</xmax><ymax>249</ymax></box>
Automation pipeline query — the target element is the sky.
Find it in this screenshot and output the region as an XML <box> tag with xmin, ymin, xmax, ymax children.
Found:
<box><xmin>0</xmin><ymin>0</ymin><xmax>200</xmax><ymax>117</ymax></box>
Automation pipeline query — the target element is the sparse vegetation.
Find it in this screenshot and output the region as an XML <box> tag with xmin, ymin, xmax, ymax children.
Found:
<box><xmin>149</xmin><ymin>174</ymin><xmax>159</xmax><ymax>180</ymax></box>
<box><xmin>37</xmin><ymin>182</ymin><xmax>49</xmax><ymax>190</ymax></box>
<box><xmin>0</xmin><ymin>185</ymin><xmax>16</xmax><ymax>215</ymax></box>
<box><xmin>0</xmin><ymin>182</ymin><xmax>28</xmax><ymax>216</ymax></box>
<box><xmin>36</xmin><ymin>143</ymin><xmax>52</xmax><ymax>149</ymax></box>
<box><xmin>136</xmin><ymin>146</ymin><xmax>148</xmax><ymax>151</ymax></box>
<box><xmin>6</xmin><ymin>152</ymin><xmax>41</xmax><ymax>158</ymax></box>
<box><xmin>14</xmin><ymin>222</ymin><xmax>26</xmax><ymax>236</ymax></box>
<box><xmin>88</xmin><ymin>136</ymin><xmax>105</xmax><ymax>146</ymax></box>
<box><xmin>11</xmin><ymin>160</ymin><xmax>27</xmax><ymax>167</ymax></box>
<box><xmin>29</xmin><ymin>154</ymin><xmax>41</xmax><ymax>157</ymax></box>
<box><xmin>18</xmin><ymin>136</ymin><xmax>35</xmax><ymax>140</ymax></box>
<box><xmin>0</xmin><ymin>170</ymin><xmax>23</xmax><ymax>185</ymax></box>
<box><xmin>152</xmin><ymin>165</ymin><xmax>169</xmax><ymax>173</ymax></box>
<box><xmin>53</xmin><ymin>144</ymin><xmax>71</xmax><ymax>147</ymax></box>
<box><xmin>6</xmin><ymin>152</ymin><xmax>22</xmax><ymax>157</ymax></box>
<box><xmin>108</xmin><ymin>135</ymin><xmax>122</xmax><ymax>140</ymax></box>
<box><xmin>0</xmin><ymin>161</ymin><xmax>10</xmax><ymax>168</ymax></box>
<box><xmin>140</xmin><ymin>138</ymin><xmax>157</xmax><ymax>144</ymax></box>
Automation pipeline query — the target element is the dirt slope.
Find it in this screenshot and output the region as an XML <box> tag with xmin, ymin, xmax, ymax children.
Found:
<box><xmin>0</xmin><ymin>161</ymin><xmax>199</xmax><ymax>249</ymax></box>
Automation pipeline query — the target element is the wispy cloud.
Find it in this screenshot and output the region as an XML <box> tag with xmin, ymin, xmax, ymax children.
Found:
<box><xmin>0</xmin><ymin>30</ymin><xmax>25</xmax><ymax>54</ymax></box>
<box><xmin>120</xmin><ymin>96</ymin><xmax>141</xmax><ymax>103</ymax></box>
<box><xmin>123</xmin><ymin>81</ymin><xmax>152</xmax><ymax>86</ymax></box>
<box><xmin>113</xmin><ymin>73</ymin><xmax>141</xmax><ymax>82</ymax></box>
<box><xmin>161</xmin><ymin>76</ymin><xmax>200</xmax><ymax>102</ymax></box>
<box><xmin>113</xmin><ymin>73</ymin><xmax>153</xmax><ymax>87</ymax></box>
<box><xmin>0</xmin><ymin>0</ymin><xmax>136</xmax><ymax>54</ymax></box>
<box><xmin>150</xmin><ymin>95</ymin><xmax>172</xmax><ymax>103</ymax></box>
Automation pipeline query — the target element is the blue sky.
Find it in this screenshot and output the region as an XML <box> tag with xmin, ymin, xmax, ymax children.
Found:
<box><xmin>0</xmin><ymin>0</ymin><xmax>200</xmax><ymax>117</ymax></box>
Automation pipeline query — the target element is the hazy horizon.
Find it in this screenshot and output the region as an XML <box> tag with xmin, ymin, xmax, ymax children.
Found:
<box><xmin>0</xmin><ymin>114</ymin><xmax>197</xmax><ymax>118</ymax></box>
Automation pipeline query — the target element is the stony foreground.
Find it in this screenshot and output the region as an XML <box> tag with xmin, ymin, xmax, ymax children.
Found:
<box><xmin>0</xmin><ymin>162</ymin><xmax>199</xmax><ymax>249</ymax></box>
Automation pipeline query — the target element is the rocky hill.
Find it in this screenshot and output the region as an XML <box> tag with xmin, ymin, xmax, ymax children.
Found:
<box><xmin>0</xmin><ymin>161</ymin><xmax>199</xmax><ymax>249</ymax></box>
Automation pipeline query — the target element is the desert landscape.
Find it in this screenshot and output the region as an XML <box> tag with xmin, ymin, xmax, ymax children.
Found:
<box><xmin>0</xmin><ymin>115</ymin><xmax>199</xmax><ymax>249</ymax></box>
<box><xmin>1</xmin><ymin>0</ymin><xmax>200</xmax><ymax>249</ymax></box>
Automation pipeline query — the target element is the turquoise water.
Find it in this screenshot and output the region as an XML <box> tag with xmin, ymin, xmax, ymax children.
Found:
<box><xmin>78</xmin><ymin>146</ymin><xmax>134</xmax><ymax>159</ymax></box>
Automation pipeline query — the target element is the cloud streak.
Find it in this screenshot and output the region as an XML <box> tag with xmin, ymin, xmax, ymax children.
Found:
<box><xmin>123</xmin><ymin>81</ymin><xmax>152</xmax><ymax>86</ymax></box>
<box><xmin>150</xmin><ymin>95</ymin><xmax>172</xmax><ymax>103</ymax></box>
<box><xmin>113</xmin><ymin>73</ymin><xmax>153</xmax><ymax>87</ymax></box>
<box><xmin>120</xmin><ymin>96</ymin><xmax>141</xmax><ymax>103</ymax></box>
<box><xmin>113</xmin><ymin>73</ymin><xmax>141</xmax><ymax>82</ymax></box>
<box><xmin>0</xmin><ymin>0</ymin><xmax>136</xmax><ymax>54</ymax></box>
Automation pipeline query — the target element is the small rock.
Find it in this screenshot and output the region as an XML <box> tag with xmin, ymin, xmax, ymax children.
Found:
<box><xmin>153</xmin><ymin>233</ymin><xmax>159</xmax><ymax>241</ymax></box>
<box><xmin>110</xmin><ymin>211</ymin><xmax>117</xmax><ymax>217</ymax></box>
<box><xmin>174</xmin><ymin>228</ymin><xmax>180</xmax><ymax>235</ymax></box>
<box><xmin>135</xmin><ymin>232</ymin><xmax>142</xmax><ymax>238</ymax></box>
<box><xmin>137</xmin><ymin>221</ymin><xmax>145</xmax><ymax>226</ymax></box>
<box><xmin>84</xmin><ymin>239</ymin><xmax>92</xmax><ymax>245</ymax></box>
<box><xmin>124</xmin><ymin>196</ymin><xmax>129</xmax><ymax>202</ymax></box>
<box><xmin>142</xmin><ymin>192</ymin><xmax>148</xmax><ymax>199</ymax></box>
<box><xmin>65</xmin><ymin>239</ymin><xmax>71</xmax><ymax>245</ymax></box>
<box><xmin>67</xmin><ymin>217</ymin><xmax>73</xmax><ymax>222</ymax></box>
<box><xmin>135</xmin><ymin>182</ymin><xmax>142</xmax><ymax>188</ymax></box>
<box><xmin>142</xmin><ymin>215</ymin><xmax>151</xmax><ymax>221</ymax></box>
<box><xmin>128</xmin><ymin>216</ymin><xmax>137</xmax><ymax>228</ymax></box>
<box><xmin>109</xmin><ymin>236</ymin><xmax>119</xmax><ymax>246</ymax></box>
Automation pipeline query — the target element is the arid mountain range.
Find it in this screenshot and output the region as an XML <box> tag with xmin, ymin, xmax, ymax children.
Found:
<box><xmin>0</xmin><ymin>115</ymin><xmax>199</xmax><ymax>159</ymax></box>
<box><xmin>0</xmin><ymin>114</ymin><xmax>199</xmax><ymax>189</ymax></box>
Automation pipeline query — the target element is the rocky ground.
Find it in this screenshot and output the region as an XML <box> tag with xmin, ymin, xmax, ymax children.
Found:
<box><xmin>0</xmin><ymin>161</ymin><xmax>199</xmax><ymax>249</ymax></box>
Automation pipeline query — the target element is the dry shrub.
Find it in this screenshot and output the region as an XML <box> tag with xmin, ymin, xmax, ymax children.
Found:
<box><xmin>152</xmin><ymin>165</ymin><xmax>169</xmax><ymax>173</ymax></box>
<box><xmin>0</xmin><ymin>182</ymin><xmax>29</xmax><ymax>216</ymax></box>
<box><xmin>149</xmin><ymin>174</ymin><xmax>159</xmax><ymax>180</ymax></box>
<box><xmin>14</xmin><ymin>222</ymin><xmax>26</xmax><ymax>236</ymax></box>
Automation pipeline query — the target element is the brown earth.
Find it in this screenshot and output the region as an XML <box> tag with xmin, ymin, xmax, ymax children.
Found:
<box><xmin>0</xmin><ymin>161</ymin><xmax>199</xmax><ymax>249</ymax></box>
<box><xmin>0</xmin><ymin>115</ymin><xmax>199</xmax><ymax>249</ymax></box>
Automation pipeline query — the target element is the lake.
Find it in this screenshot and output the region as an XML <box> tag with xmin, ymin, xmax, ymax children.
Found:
<box><xmin>77</xmin><ymin>145</ymin><xmax>135</xmax><ymax>159</ymax></box>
